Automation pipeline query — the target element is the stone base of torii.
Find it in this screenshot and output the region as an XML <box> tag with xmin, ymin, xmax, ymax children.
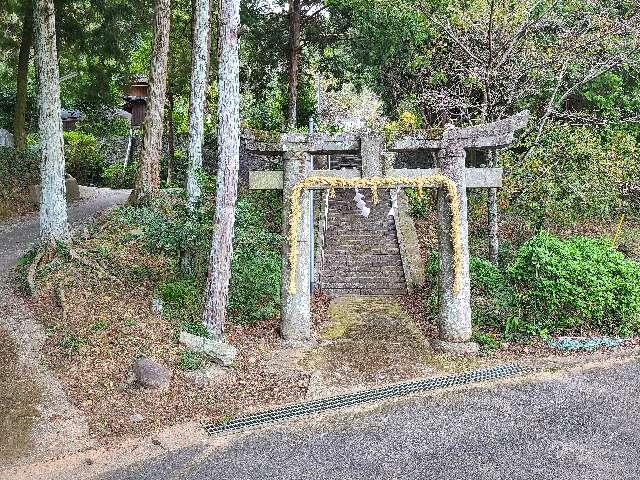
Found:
<box><xmin>246</xmin><ymin>111</ymin><xmax>528</xmax><ymax>355</ymax></box>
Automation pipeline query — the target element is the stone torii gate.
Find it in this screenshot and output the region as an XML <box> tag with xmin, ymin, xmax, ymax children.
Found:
<box><xmin>246</xmin><ymin>111</ymin><xmax>528</xmax><ymax>354</ymax></box>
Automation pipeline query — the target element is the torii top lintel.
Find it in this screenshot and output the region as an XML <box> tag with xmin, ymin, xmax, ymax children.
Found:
<box><xmin>243</xmin><ymin>110</ymin><xmax>529</xmax><ymax>155</ymax></box>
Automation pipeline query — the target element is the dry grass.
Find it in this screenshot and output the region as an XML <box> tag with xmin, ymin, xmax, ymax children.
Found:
<box><xmin>29</xmin><ymin>212</ymin><xmax>308</xmax><ymax>442</ymax></box>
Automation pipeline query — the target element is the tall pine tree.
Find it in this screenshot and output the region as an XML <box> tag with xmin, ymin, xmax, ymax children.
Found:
<box><xmin>129</xmin><ymin>0</ymin><xmax>171</xmax><ymax>205</ymax></box>
<box><xmin>35</xmin><ymin>0</ymin><xmax>69</xmax><ymax>244</ymax></box>
<box><xmin>202</xmin><ymin>0</ymin><xmax>240</xmax><ymax>340</ymax></box>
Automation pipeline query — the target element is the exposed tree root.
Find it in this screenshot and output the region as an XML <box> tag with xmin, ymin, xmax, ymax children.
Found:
<box><xmin>27</xmin><ymin>242</ymin><xmax>122</xmax><ymax>296</ymax></box>
<box><xmin>54</xmin><ymin>284</ymin><xmax>67</xmax><ymax>322</ymax></box>
<box><xmin>26</xmin><ymin>247</ymin><xmax>47</xmax><ymax>295</ymax></box>
<box><xmin>69</xmin><ymin>247</ymin><xmax>122</xmax><ymax>284</ymax></box>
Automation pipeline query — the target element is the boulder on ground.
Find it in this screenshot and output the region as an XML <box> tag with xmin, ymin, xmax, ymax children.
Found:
<box><xmin>132</xmin><ymin>357</ymin><xmax>172</xmax><ymax>389</ymax></box>
<box><xmin>28</xmin><ymin>174</ymin><xmax>81</xmax><ymax>205</ymax></box>
<box><xmin>0</xmin><ymin>128</ymin><xmax>14</xmax><ymax>147</ymax></box>
<box><xmin>179</xmin><ymin>332</ymin><xmax>237</xmax><ymax>366</ymax></box>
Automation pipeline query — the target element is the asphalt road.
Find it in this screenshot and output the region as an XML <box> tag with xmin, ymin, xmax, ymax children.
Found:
<box><xmin>0</xmin><ymin>187</ymin><xmax>130</xmax><ymax>272</ymax></box>
<box><xmin>97</xmin><ymin>360</ymin><xmax>640</xmax><ymax>480</ymax></box>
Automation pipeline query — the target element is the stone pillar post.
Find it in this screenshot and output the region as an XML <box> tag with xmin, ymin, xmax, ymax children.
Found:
<box><xmin>382</xmin><ymin>151</ymin><xmax>396</xmax><ymax>176</ymax></box>
<box><xmin>360</xmin><ymin>134</ymin><xmax>384</xmax><ymax>177</ymax></box>
<box><xmin>434</xmin><ymin>140</ymin><xmax>478</xmax><ymax>355</ymax></box>
<box><xmin>281</xmin><ymin>150</ymin><xmax>313</xmax><ymax>342</ymax></box>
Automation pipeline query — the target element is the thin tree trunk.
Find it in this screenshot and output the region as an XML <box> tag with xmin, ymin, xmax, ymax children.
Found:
<box><xmin>286</xmin><ymin>0</ymin><xmax>301</xmax><ymax>129</ymax></box>
<box><xmin>129</xmin><ymin>0</ymin><xmax>170</xmax><ymax>205</ymax></box>
<box><xmin>202</xmin><ymin>0</ymin><xmax>240</xmax><ymax>340</ymax></box>
<box><xmin>35</xmin><ymin>0</ymin><xmax>68</xmax><ymax>243</ymax></box>
<box><xmin>487</xmin><ymin>150</ymin><xmax>499</xmax><ymax>265</ymax></box>
<box><xmin>14</xmin><ymin>0</ymin><xmax>33</xmax><ymax>151</ymax></box>
<box><xmin>166</xmin><ymin>93</ymin><xmax>175</xmax><ymax>185</ymax></box>
<box><xmin>186</xmin><ymin>0</ymin><xmax>212</xmax><ymax>208</ymax></box>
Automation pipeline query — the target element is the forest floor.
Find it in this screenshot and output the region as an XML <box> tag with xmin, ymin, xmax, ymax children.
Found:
<box><xmin>3</xmin><ymin>192</ymin><xmax>640</xmax><ymax>471</ymax></box>
<box><xmin>0</xmin><ymin>188</ymin><xmax>129</xmax><ymax>469</ymax></box>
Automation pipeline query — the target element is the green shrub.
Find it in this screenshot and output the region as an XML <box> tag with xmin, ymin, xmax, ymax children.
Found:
<box><xmin>228</xmin><ymin>192</ymin><xmax>283</xmax><ymax>324</ymax></box>
<box><xmin>64</xmin><ymin>131</ymin><xmax>105</xmax><ymax>185</ymax></box>
<box><xmin>426</xmin><ymin>232</ymin><xmax>640</xmax><ymax>339</ymax></box>
<box><xmin>507</xmin><ymin>232</ymin><xmax>640</xmax><ymax>336</ymax></box>
<box><xmin>157</xmin><ymin>278</ymin><xmax>208</xmax><ymax>337</ymax></box>
<box><xmin>158</xmin><ymin>278</ymin><xmax>200</xmax><ymax>310</ymax></box>
<box><xmin>427</xmin><ymin>252</ymin><xmax>517</xmax><ymax>333</ymax></box>
<box><xmin>118</xmin><ymin>190</ymin><xmax>283</xmax><ymax>326</ymax></box>
<box><xmin>405</xmin><ymin>188</ymin><xmax>433</xmax><ymax>218</ymax></box>
<box><xmin>117</xmin><ymin>197</ymin><xmax>213</xmax><ymax>272</ymax></box>
<box><xmin>161</xmin><ymin>148</ymin><xmax>187</xmax><ymax>188</ymax></box>
<box><xmin>178</xmin><ymin>350</ymin><xmax>205</xmax><ymax>371</ymax></box>
<box><xmin>501</xmin><ymin>123</ymin><xmax>639</xmax><ymax>229</ymax></box>
<box><xmin>102</xmin><ymin>162</ymin><xmax>137</xmax><ymax>189</ymax></box>
<box><xmin>78</xmin><ymin>115</ymin><xmax>130</xmax><ymax>137</ymax></box>
<box><xmin>229</xmin><ymin>248</ymin><xmax>281</xmax><ymax>323</ymax></box>
<box><xmin>471</xmin><ymin>331</ymin><xmax>501</xmax><ymax>351</ymax></box>
<box><xmin>0</xmin><ymin>146</ymin><xmax>39</xmax><ymax>186</ymax></box>
<box><xmin>469</xmin><ymin>256</ymin><xmax>517</xmax><ymax>332</ymax></box>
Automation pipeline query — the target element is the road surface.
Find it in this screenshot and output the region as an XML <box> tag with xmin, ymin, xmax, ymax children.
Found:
<box><xmin>96</xmin><ymin>360</ymin><xmax>640</xmax><ymax>480</ymax></box>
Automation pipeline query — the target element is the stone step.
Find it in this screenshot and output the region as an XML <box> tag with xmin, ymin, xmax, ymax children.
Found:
<box><xmin>321</xmin><ymin>287</ymin><xmax>408</xmax><ymax>296</ymax></box>
<box><xmin>319</xmin><ymin>189</ymin><xmax>407</xmax><ymax>297</ymax></box>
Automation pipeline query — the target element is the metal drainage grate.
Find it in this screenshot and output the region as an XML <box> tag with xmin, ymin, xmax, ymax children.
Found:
<box><xmin>203</xmin><ymin>363</ymin><xmax>526</xmax><ymax>435</ymax></box>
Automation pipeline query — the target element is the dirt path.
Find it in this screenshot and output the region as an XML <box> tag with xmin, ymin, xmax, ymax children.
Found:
<box><xmin>0</xmin><ymin>188</ymin><xmax>129</xmax><ymax>468</ymax></box>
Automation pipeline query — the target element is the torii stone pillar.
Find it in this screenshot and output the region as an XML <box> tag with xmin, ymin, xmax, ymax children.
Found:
<box><xmin>433</xmin><ymin>136</ymin><xmax>475</xmax><ymax>354</ymax></box>
<box><xmin>281</xmin><ymin>150</ymin><xmax>313</xmax><ymax>341</ymax></box>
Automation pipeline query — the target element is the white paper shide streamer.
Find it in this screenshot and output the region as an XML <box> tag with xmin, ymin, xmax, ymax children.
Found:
<box><xmin>353</xmin><ymin>187</ymin><xmax>370</xmax><ymax>217</ymax></box>
<box><xmin>388</xmin><ymin>187</ymin><xmax>400</xmax><ymax>217</ymax></box>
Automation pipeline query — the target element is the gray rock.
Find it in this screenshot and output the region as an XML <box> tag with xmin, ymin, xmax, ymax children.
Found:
<box><xmin>133</xmin><ymin>358</ymin><xmax>172</xmax><ymax>389</ymax></box>
<box><xmin>28</xmin><ymin>175</ymin><xmax>81</xmax><ymax>205</ymax></box>
<box><xmin>151</xmin><ymin>298</ymin><xmax>163</xmax><ymax>315</ymax></box>
<box><xmin>184</xmin><ymin>370</ymin><xmax>209</xmax><ymax>387</ymax></box>
<box><xmin>129</xmin><ymin>413</ymin><xmax>145</xmax><ymax>423</ymax></box>
<box><xmin>179</xmin><ymin>332</ymin><xmax>238</xmax><ymax>366</ymax></box>
<box><xmin>0</xmin><ymin>128</ymin><xmax>14</xmax><ymax>147</ymax></box>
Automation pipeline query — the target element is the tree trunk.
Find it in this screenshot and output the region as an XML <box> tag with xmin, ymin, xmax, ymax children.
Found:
<box><xmin>487</xmin><ymin>150</ymin><xmax>499</xmax><ymax>265</ymax></box>
<box><xmin>286</xmin><ymin>0</ymin><xmax>301</xmax><ymax>129</ymax></box>
<box><xmin>186</xmin><ymin>0</ymin><xmax>212</xmax><ymax>208</ymax></box>
<box><xmin>129</xmin><ymin>0</ymin><xmax>170</xmax><ymax>205</ymax></box>
<box><xmin>201</xmin><ymin>0</ymin><xmax>240</xmax><ymax>340</ymax></box>
<box><xmin>14</xmin><ymin>0</ymin><xmax>33</xmax><ymax>151</ymax></box>
<box><xmin>166</xmin><ymin>93</ymin><xmax>175</xmax><ymax>185</ymax></box>
<box><xmin>34</xmin><ymin>0</ymin><xmax>68</xmax><ymax>243</ymax></box>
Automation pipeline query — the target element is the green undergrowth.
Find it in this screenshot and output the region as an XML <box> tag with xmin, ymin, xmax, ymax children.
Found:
<box><xmin>115</xmin><ymin>188</ymin><xmax>283</xmax><ymax>334</ymax></box>
<box><xmin>177</xmin><ymin>350</ymin><xmax>206</xmax><ymax>371</ymax></box>
<box><xmin>0</xmin><ymin>147</ymin><xmax>39</xmax><ymax>218</ymax></box>
<box><xmin>157</xmin><ymin>277</ymin><xmax>209</xmax><ymax>338</ymax></box>
<box><xmin>426</xmin><ymin>232</ymin><xmax>640</xmax><ymax>347</ymax></box>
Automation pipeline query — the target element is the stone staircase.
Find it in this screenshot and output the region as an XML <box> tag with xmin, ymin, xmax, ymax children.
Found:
<box><xmin>319</xmin><ymin>189</ymin><xmax>407</xmax><ymax>296</ymax></box>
